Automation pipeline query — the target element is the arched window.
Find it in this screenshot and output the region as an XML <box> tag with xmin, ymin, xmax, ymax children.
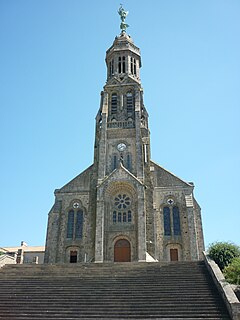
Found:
<box><xmin>111</xmin><ymin>59</ymin><xmax>114</xmax><ymax>75</ymax></box>
<box><xmin>112</xmin><ymin>194</ymin><xmax>132</xmax><ymax>224</ymax></box>
<box><xmin>128</xmin><ymin>211</ymin><xmax>132</xmax><ymax>223</ymax></box>
<box><xmin>118</xmin><ymin>56</ymin><xmax>126</xmax><ymax>74</ymax></box>
<box><xmin>118</xmin><ymin>57</ymin><xmax>122</xmax><ymax>73</ymax></box>
<box><xmin>113</xmin><ymin>211</ymin><xmax>117</xmax><ymax>224</ymax></box>
<box><xmin>163</xmin><ymin>204</ymin><xmax>181</xmax><ymax>237</ymax></box>
<box><xmin>126</xmin><ymin>92</ymin><xmax>133</xmax><ymax>113</ymax></box>
<box><xmin>108</xmin><ymin>59</ymin><xmax>114</xmax><ymax>77</ymax></box>
<box><xmin>126</xmin><ymin>154</ymin><xmax>132</xmax><ymax>171</ymax></box>
<box><xmin>66</xmin><ymin>204</ymin><xmax>84</xmax><ymax>240</ymax></box>
<box><xmin>67</xmin><ymin>210</ymin><xmax>74</xmax><ymax>239</ymax></box>
<box><xmin>75</xmin><ymin>210</ymin><xmax>83</xmax><ymax>239</ymax></box>
<box><xmin>130</xmin><ymin>57</ymin><xmax>136</xmax><ymax>75</ymax></box>
<box><xmin>122</xmin><ymin>56</ymin><xmax>126</xmax><ymax>73</ymax></box>
<box><xmin>108</xmin><ymin>62</ymin><xmax>111</xmax><ymax>78</ymax></box>
<box><xmin>112</xmin><ymin>154</ymin><xmax>117</xmax><ymax>170</ymax></box>
<box><xmin>133</xmin><ymin>58</ymin><xmax>137</xmax><ymax>75</ymax></box>
<box><xmin>118</xmin><ymin>212</ymin><xmax>122</xmax><ymax>223</ymax></box>
<box><xmin>111</xmin><ymin>93</ymin><xmax>117</xmax><ymax>114</ymax></box>
<box><xmin>163</xmin><ymin>207</ymin><xmax>171</xmax><ymax>236</ymax></box>
<box><xmin>173</xmin><ymin>206</ymin><xmax>181</xmax><ymax>236</ymax></box>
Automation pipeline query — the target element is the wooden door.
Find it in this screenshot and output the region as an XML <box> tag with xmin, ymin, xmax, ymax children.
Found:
<box><xmin>70</xmin><ymin>250</ymin><xmax>77</xmax><ymax>263</ymax></box>
<box><xmin>114</xmin><ymin>239</ymin><xmax>131</xmax><ymax>262</ymax></box>
<box><xmin>170</xmin><ymin>248</ymin><xmax>178</xmax><ymax>261</ymax></box>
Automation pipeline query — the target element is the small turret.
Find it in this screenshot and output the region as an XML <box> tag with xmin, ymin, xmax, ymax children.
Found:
<box><xmin>105</xmin><ymin>6</ymin><xmax>141</xmax><ymax>84</ymax></box>
<box><xmin>106</xmin><ymin>33</ymin><xmax>141</xmax><ymax>84</ymax></box>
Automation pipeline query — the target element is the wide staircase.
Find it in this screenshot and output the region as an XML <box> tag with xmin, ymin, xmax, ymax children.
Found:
<box><xmin>0</xmin><ymin>261</ymin><xmax>231</xmax><ymax>319</ymax></box>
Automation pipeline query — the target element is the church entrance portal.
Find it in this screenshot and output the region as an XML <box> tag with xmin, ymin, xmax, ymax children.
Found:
<box><xmin>114</xmin><ymin>239</ymin><xmax>131</xmax><ymax>262</ymax></box>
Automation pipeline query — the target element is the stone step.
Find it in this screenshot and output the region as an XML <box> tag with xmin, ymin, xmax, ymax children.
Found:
<box><xmin>0</xmin><ymin>308</ymin><xmax>228</xmax><ymax>314</ymax></box>
<box><xmin>0</xmin><ymin>261</ymin><xmax>231</xmax><ymax>319</ymax></box>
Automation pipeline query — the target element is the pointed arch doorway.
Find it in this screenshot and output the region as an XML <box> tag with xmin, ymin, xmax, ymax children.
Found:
<box><xmin>114</xmin><ymin>239</ymin><xmax>131</xmax><ymax>262</ymax></box>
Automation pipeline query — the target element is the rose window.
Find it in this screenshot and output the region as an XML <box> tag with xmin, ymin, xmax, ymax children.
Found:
<box><xmin>114</xmin><ymin>194</ymin><xmax>131</xmax><ymax>209</ymax></box>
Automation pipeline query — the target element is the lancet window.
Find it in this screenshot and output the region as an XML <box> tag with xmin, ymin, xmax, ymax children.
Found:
<box><xmin>163</xmin><ymin>207</ymin><xmax>171</xmax><ymax>236</ymax></box>
<box><xmin>67</xmin><ymin>210</ymin><xmax>74</xmax><ymax>239</ymax></box>
<box><xmin>112</xmin><ymin>154</ymin><xmax>117</xmax><ymax>170</ymax></box>
<box><xmin>130</xmin><ymin>57</ymin><xmax>137</xmax><ymax>76</ymax></box>
<box><xmin>126</xmin><ymin>154</ymin><xmax>132</xmax><ymax>171</ymax></box>
<box><xmin>172</xmin><ymin>206</ymin><xmax>181</xmax><ymax>236</ymax></box>
<box><xmin>126</xmin><ymin>92</ymin><xmax>133</xmax><ymax>113</ymax></box>
<box><xmin>111</xmin><ymin>93</ymin><xmax>117</xmax><ymax>114</ymax></box>
<box><xmin>67</xmin><ymin>208</ymin><xmax>84</xmax><ymax>239</ymax></box>
<box><xmin>118</xmin><ymin>56</ymin><xmax>126</xmax><ymax>73</ymax></box>
<box><xmin>163</xmin><ymin>205</ymin><xmax>181</xmax><ymax>236</ymax></box>
<box><xmin>108</xmin><ymin>59</ymin><xmax>114</xmax><ymax>77</ymax></box>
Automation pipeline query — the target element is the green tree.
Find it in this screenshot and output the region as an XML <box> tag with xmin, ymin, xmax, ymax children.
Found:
<box><xmin>208</xmin><ymin>241</ymin><xmax>240</xmax><ymax>271</ymax></box>
<box><xmin>224</xmin><ymin>257</ymin><xmax>240</xmax><ymax>285</ymax></box>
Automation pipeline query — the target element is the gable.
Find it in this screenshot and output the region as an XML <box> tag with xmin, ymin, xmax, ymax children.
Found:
<box><xmin>150</xmin><ymin>160</ymin><xmax>192</xmax><ymax>188</ymax></box>
<box><xmin>98</xmin><ymin>164</ymin><xmax>143</xmax><ymax>190</ymax></box>
<box><xmin>104</xmin><ymin>75</ymin><xmax>140</xmax><ymax>87</ymax></box>
<box><xmin>57</xmin><ymin>164</ymin><xmax>94</xmax><ymax>193</ymax></box>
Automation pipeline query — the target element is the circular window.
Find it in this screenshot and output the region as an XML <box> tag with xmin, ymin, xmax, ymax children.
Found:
<box><xmin>167</xmin><ymin>198</ymin><xmax>174</xmax><ymax>205</ymax></box>
<box><xmin>114</xmin><ymin>194</ymin><xmax>131</xmax><ymax>209</ymax></box>
<box><xmin>73</xmin><ymin>202</ymin><xmax>80</xmax><ymax>209</ymax></box>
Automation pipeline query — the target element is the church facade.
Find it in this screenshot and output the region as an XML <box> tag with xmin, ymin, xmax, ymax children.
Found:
<box><xmin>44</xmin><ymin>9</ymin><xmax>204</xmax><ymax>264</ymax></box>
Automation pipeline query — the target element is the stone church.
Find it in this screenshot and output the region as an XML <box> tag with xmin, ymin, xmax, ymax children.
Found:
<box><xmin>44</xmin><ymin>6</ymin><xmax>204</xmax><ymax>264</ymax></box>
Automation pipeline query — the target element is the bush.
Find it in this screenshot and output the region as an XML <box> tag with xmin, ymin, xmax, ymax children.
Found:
<box><xmin>208</xmin><ymin>241</ymin><xmax>240</xmax><ymax>271</ymax></box>
<box><xmin>224</xmin><ymin>257</ymin><xmax>240</xmax><ymax>285</ymax></box>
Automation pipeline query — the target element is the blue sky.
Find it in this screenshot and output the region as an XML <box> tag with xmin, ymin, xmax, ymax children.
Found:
<box><xmin>0</xmin><ymin>0</ymin><xmax>239</xmax><ymax>249</ymax></box>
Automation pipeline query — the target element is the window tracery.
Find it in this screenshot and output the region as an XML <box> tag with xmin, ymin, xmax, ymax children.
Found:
<box><xmin>114</xmin><ymin>194</ymin><xmax>131</xmax><ymax>209</ymax></box>
<box><xmin>67</xmin><ymin>206</ymin><xmax>84</xmax><ymax>239</ymax></box>
<box><xmin>163</xmin><ymin>205</ymin><xmax>181</xmax><ymax>236</ymax></box>
<box><xmin>112</xmin><ymin>194</ymin><xmax>132</xmax><ymax>224</ymax></box>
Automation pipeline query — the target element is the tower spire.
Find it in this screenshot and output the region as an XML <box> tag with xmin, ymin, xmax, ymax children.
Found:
<box><xmin>118</xmin><ymin>4</ymin><xmax>129</xmax><ymax>33</ymax></box>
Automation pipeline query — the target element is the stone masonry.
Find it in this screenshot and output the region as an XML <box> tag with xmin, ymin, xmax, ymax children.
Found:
<box><xmin>44</xmin><ymin>29</ymin><xmax>204</xmax><ymax>264</ymax></box>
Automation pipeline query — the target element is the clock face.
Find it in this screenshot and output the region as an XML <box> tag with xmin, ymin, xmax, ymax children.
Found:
<box><xmin>117</xmin><ymin>143</ymin><xmax>126</xmax><ymax>152</ymax></box>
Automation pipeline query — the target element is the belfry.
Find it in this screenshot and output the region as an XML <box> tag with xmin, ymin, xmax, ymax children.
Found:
<box><xmin>44</xmin><ymin>6</ymin><xmax>204</xmax><ymax>264</ymax></box>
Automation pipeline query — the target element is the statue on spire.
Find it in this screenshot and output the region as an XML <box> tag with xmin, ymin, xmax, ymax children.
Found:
<box><xmin>118</xmin><ymin>4</ymin><xmax>129</xmax><ymax>33</ymax></box>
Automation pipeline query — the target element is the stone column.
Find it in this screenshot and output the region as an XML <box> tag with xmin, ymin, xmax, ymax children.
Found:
<box><xmin>97</xmin><ymin>92</ymin><xmax>108</xmax><ymax>183</ymax></box>
<box><xmin>187</xmin><ymin>207</ymin><xmax>199</xmax><ymax>260</ymax></box>
<box><xmin>135</xmin><ymin>90</ymin><xmax>144</xmax><ymax>181</ymax></box>
<box><xmin>137</xmin><ymin>185</ymin><xmax>146</xmax><ymax>261</ymax></box>
<box><xmin>44</xmin><ymin>206</ymin><xmax>61</xmax><ymax>264</ymax></box>
<box><xmin>95</xmin><ymin>190</ymin><xmax>104</xmax><ymax>262</ymax></box>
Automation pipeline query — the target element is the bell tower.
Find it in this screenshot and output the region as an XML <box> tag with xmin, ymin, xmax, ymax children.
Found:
<box><xmin>93</xmin><ymin>6</ymin><xmax>154</xmax><ymax>263</ymax></box>
<box><xmin>94</xmin><ymin>9</ymin><xmax>150</xmax><ymax>184</ymax></box>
